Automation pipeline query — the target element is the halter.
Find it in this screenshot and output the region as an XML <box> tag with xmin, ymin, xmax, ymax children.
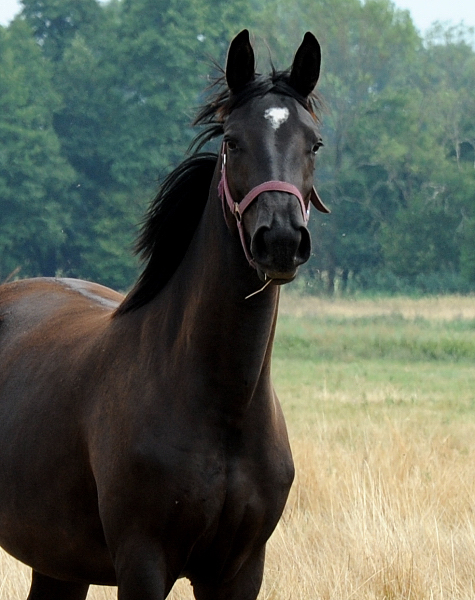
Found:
<box><xmin>217</xmin><ymin>142</ymin><xmax>328</xmax><ymax>268</ymax></box>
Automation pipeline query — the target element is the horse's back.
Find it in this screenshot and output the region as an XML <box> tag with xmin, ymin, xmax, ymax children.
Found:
<box><xmin>0</xmin><ymin>276</ymin><xmax>121</xmax><ymax>356</ymax></box>
<box><xmin>0</xmin><ymin>277</ymin><xmax>122</xmax><ymax>326</ymax></box>
<box><xmin>0</xmin><ymin>276</ymin><xmax>123</xmax><ymax>406</ymax></box>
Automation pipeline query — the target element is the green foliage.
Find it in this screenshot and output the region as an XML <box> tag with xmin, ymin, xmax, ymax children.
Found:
<box><xmin>460</xmin><ymin>219</ymin><xmax>475</xmax><ymax>284</ymax></box>
<box><xmin>21</xmin><ymin>0</ymin><xmax>103</xmax><ymax>60</ymax></box>
<box><xmin>379</xmin><ymin>201</ymin><xmax>458</xmax><ymax>277</ymax></box>
<box><xmin>0</xmin><ymin>20</ymin><xmax>75</xmax><ymax>280</ymax></box>
<box><xmin>0</xmin><ymin>0</ymin><xmax>474</xmax><ymax>292</ymax></box>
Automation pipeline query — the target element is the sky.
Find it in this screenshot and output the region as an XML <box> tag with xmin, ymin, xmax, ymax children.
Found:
<box><xmin>0</xmin><ymin>0</ymin><xmax>474</xmax><ymax>33</ymax></box>
<box><xmin>394</xmin><ymin>0</ymin><xmax>475</xmax><ymax>32</ymax></box>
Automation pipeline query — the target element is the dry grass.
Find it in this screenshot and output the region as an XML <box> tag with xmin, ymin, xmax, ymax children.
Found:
<box><xmin>2</xmin><ymin>295</ymin><xmax>475</xmax><ymax>599</ymax></box>
<box><xmin>4</xmin><ymin>424</ymin><xmax>475</xmax><ymax>600</ymax></box>
<box><xmin>279</xmin><ymin>292</ymin><xmax>475</xmax><ymax>321</ymax></box>
<box><xmin>263</xmin><ymin>422</ymin><xmax>475</xmax><ymax>600</ymax></box>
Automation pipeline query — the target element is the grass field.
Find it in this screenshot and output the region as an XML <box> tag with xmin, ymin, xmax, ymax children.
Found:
<box><xmin>2</xmin><ymin>294</ymin><xmax>475</xmax><ymax>599</ymax></box>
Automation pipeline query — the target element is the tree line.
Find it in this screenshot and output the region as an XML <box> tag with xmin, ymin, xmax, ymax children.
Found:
<box><xmin>0</xmin><ymin>0</ymin><xmax>474</xmax><ymax>294</ymax></box>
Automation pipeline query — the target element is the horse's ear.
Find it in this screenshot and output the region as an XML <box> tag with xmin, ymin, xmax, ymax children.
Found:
<box><xmin>226</xmin><ymin>29</ymin><xmax>255</xmax><ymax>93</ymax></box>
<box><xmin>289</xmin><ymin>32</ymin><xmax>321</xmax><ymax>97</ymax></box>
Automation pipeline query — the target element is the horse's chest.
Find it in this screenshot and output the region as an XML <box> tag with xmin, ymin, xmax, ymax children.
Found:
<box><xmin>135</xmin><ymin>438</ymin><xmax>292</xmax><ymax>543</ymax></box>
<box><xmin>178</xmin><ymin>445</ymin><xmax>294</xmax><ymax>578</ymax></box>
<box><xmin>187</xmin><ymin>441</ymin><xmax>292</xmax><ymax>531</ymax></box>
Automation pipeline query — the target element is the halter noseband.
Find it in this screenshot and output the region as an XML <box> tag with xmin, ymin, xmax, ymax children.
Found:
<box><xmin>218</xmin><ymin>142</ymin><xmax>329</xmax><ymax>268</ymax></box>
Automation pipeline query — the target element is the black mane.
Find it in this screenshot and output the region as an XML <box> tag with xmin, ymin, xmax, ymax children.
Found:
<box><xmin>115</xmin><ymin>69</ymin><xmax>321</xmax><ymax>316</ymax></box>
<box><xmin>115</xmin><ymin>153</ymin><xmax>217</xmax><ymax>315</ymax></box>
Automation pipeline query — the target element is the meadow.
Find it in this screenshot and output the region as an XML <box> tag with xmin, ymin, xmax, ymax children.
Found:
<box><xmin>2</xmin><ymin>294</ymin><xmax>475</xmax><ymax>599</ymax></box>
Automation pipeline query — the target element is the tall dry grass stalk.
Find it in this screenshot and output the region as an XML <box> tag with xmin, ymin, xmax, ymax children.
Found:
<box><xmin>2</xmin><ymin>418</ymin><xmax>474</xmax><ymax>599</ymax></box>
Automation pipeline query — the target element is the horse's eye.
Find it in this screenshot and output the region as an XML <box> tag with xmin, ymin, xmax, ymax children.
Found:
<box><xmin>311</xmin><ymin>141</ymin><xmax>323</xmax><ymax>155</ymax></box>
<box><xmin>226</xmin><ymin>140</ymin><xmax>238</xmax><ymax>151</ymax></box>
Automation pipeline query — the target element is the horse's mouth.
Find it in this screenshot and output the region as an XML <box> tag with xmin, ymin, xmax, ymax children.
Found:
<box><xmin>256</xmin><ymin>265</ymin><xmax>297</xmax><ymax>285</ymax></box>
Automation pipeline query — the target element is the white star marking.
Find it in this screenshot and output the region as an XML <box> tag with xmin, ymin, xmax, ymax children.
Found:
<box><xmin>264</xmin><ymin>107</ymin><xmax>290</xmax><ymax>130</ymax></box>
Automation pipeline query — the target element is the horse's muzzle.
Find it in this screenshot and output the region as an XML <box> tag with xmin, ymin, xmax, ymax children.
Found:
<box><xmin>251</xmin><ymin>223</ymin><xmax>311</xmax><ymax>282</ymax></box>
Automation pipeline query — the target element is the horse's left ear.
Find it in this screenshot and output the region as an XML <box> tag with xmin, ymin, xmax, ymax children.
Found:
<box><xmin>289</xmin><ymin>32</ymin><xmax>321</xmax><ymax>97</ymax></box>
<box><xmin>226</xmin><ymin>29</ymin><xmax>256</xmax><ymax>93</ymax></box>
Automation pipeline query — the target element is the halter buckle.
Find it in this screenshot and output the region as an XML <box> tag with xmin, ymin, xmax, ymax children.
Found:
<box><xmin>234</xmin><ymin>203</ymin><xmax>242</xmax><ymax>222</ymax></box>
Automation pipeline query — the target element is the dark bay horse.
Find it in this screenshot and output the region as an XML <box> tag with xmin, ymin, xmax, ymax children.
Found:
<box><xmin>0</xmin><ymin>30</ymin><xmax>328</xmax><ymax>600</ymax></box>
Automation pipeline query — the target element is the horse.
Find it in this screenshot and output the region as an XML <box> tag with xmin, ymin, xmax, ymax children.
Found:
<box><xmin>0</xmin><ymin>30</ymin><xmax>328</xmax><ymax>600</ymax></box>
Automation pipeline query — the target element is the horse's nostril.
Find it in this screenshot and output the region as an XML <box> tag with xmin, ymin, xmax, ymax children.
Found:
<box><xmin>296</xmin><ymin>227</ymin><xmax>311</xmax><ymax>265</ymax></box>
<box><xmin>251</xmin><ymin>227</ymin><xmax>271</xmax><ymax>264</ymax></box>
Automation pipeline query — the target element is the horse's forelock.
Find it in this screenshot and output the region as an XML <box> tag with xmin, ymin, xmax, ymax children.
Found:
<box><xmin>193</xmin><ymin>70</ymin><xmax>321</xmax><ymax>137</ymax></box>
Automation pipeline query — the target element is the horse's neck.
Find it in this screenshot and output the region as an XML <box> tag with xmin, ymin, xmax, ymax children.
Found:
<box><xmin>139</xmin><ymin>166</ymin><xmax>280</xmax><ymax>406</ymax></box>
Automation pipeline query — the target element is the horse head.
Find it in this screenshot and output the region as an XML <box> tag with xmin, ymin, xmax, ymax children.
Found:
<box><xmin>221</xmin><ymin>30</ymin><xmax>329</xmax><ymax>284</ymax></box>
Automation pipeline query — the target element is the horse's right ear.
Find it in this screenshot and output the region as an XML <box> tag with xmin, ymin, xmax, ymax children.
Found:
<box><xmin>226</xmin><ymin>29</ymin><xmax>255</xmax><ymax>93</ymax></box>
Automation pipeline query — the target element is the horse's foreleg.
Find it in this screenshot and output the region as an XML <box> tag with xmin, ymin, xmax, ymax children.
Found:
<box><xmin>26</xmin><ymin>571</ymin><xmax>89</xmax><ymax>600</ymax></box>
<box><xmin>191</xmin><ymin>546</ymin><xmax>265</xmax><ymax>600</ymax></box>
<box><xmin>113</xmin><ymin>540</ymin><xmax>172</xmax><ymax>600</ymax></box>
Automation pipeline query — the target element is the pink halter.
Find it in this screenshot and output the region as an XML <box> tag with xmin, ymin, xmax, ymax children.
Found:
<box><xmin>218</xmin><ymin>143</ymin><xmax>315</xmax><ymax>268</ymax></box>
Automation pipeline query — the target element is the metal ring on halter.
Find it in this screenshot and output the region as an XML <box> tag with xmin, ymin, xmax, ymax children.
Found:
<box><xmin>234</xmin><ymin>203</ymin><xmax>242</xmax><ymax>222</ymax></box>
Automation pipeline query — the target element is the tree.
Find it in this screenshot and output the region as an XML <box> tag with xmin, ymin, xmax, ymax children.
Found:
<box><xmin>20</xmin><ymin>0</ymin><xmax>103</xmax><ymax>61</ymax></box>
<box><xmin>0</xmin><ymin>19</ymin><xmax>75</xmax><ymax>280</ymax></box>
<box><xmin>283</xmin><ymin>0</ymin><xmax>422</xmax><ymax>291</ymax></box>
<box><xmin>2</xmin><ymin>0</ymin><xmax>474</xmax><ymax>293</ymax></box>
<box><xmin>47</xmin><ymin>0</ymin><xmax>254</xmax><ymax>289</ymax></box>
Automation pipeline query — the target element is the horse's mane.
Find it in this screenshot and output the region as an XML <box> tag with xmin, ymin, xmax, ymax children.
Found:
<box><xmin>114</xmin><ymin>153</ymin><xmax>217</xmax><ymax>315</ymax></box>
<box><xmin>115</xmin><ymin>68</ymin><xmax>321</xmax><ymax>316</ymax></box>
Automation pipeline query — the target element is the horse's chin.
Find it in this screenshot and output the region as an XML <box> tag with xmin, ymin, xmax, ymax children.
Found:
<box><xmin>256</xmin><ymin>265</ymin><xmax>297</xmax><ymax>285</ymax></box>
